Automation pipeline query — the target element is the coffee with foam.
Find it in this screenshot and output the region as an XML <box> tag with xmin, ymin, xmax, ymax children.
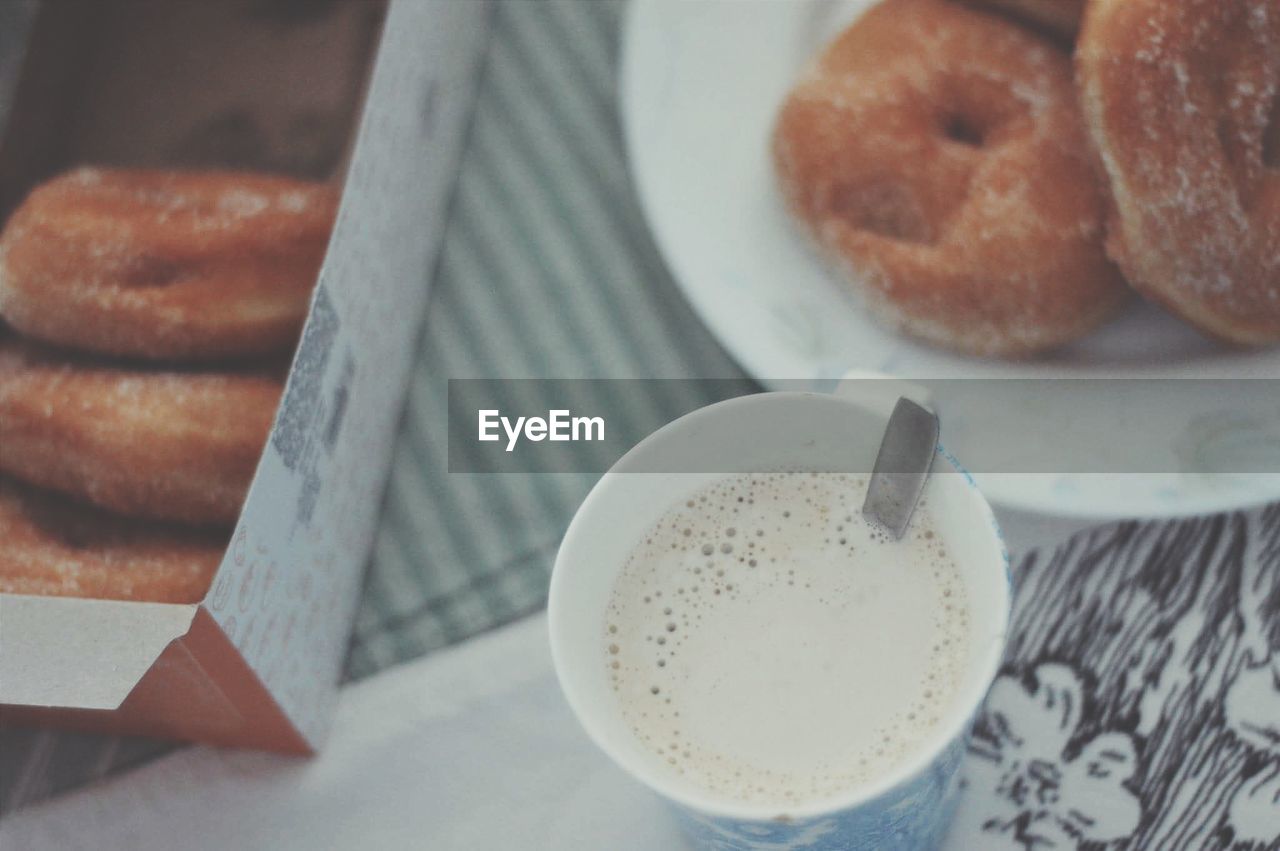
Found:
<box><xmin>605</xmin><ymin>472</ymin><xmax>972</xmax><ymax>809</ymax></box>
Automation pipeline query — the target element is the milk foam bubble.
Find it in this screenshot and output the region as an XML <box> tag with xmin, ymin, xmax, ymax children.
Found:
<box><xmin>605</xmin><ymin>472</ymin><xmax>972</xmax><ymax>808</ymax></box>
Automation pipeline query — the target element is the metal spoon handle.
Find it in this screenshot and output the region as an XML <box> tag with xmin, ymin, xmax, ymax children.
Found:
<box><xmin>862</xmin><ymin>397</ymin><xmax>939</xmax><ymax>539</ymax></box>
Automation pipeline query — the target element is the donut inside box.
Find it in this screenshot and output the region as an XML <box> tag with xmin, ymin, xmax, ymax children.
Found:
<box><xmin>0</xmin><ymin>0</ymin><xmax>489</xmax><ymax>750</ymax></box>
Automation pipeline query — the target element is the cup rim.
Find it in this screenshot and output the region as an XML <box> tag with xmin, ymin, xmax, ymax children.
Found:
<box><xmin>548</xmin><ymin>390</ymin><xmax>1011</xmax><ymax>823</ymax></box>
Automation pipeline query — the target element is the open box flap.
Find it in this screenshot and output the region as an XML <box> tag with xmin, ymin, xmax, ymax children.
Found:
<box><xmin>0</xmin><ymin>594</ymin><xmax>196</xmax><ymax>709</ymax></box>
<box><xmin>200</xmin><ymin>0</ymin><xmax>493</xmax><ymax>745</ymax></box>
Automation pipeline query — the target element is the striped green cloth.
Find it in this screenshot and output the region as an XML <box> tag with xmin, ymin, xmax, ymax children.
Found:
<box><xmin>0</xmin><ymin>0</ymin><xmax>756</xmax><ymax>813</ymax></box>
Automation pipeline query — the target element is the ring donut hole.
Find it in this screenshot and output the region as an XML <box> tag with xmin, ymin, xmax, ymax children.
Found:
<box><xmin>940</xmin><ymin>111</ymin><xmax>986</xmax><ymax>148</ymax></box>
<box><xmin>937</xmin><ymin>73</ymin><xmax>1020</xmax><ymax>152</ymax></box>
<box><xmin>824</xmin><ymin>107</ymin><xmax>1005</xmax><ymax>244</ymax></box>
<box><xmin>822</xmin><ymin>106</ymin><xmax>1002</xmax><ymax>245</ymax></box>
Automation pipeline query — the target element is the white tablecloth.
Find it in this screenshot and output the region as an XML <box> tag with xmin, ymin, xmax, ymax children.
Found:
<box><xmin>2</xmin><ymin>614</ymin><xmax>680</xmax><ymax>851</ymax></box>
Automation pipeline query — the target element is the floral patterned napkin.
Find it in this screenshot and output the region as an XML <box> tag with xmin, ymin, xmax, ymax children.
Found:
<box><xmin>946</xmin><ymin>506</ymin><xmax>1280</xmax><ymax>851</ymax></box>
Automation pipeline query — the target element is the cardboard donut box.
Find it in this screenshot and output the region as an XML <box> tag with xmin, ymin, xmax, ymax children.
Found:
<box><xmin>0</xmin><ymin>0</ymin><xmax>490</xmax><ymax>751</ymax></box>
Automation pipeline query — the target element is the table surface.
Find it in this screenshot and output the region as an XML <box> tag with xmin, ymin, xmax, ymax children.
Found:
<box><xmin>1</xmin><ymin>3</ymin><xmax>1279</xmax><ymax>850</ymax></box>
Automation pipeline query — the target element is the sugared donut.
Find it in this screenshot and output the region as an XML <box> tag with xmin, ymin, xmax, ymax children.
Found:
<box><xmin>0</xmin><ymin>337</ymin><xmax>281</xmax><ymax>526</ymax></box>
<box><xmin>967</xmin><ymin>0</ymin><xmax>1084</xmax><ymax>37</ymax></box>
<box><xmin>0</xmin><ymin>477</ymin><xmax>223</xmax><ymax>603</ymax></box>
<box><xmin>773</xmin><ymin>0</ymin><xmax>1127</xmax><ymax>357</ymax></box>
<box><xmin>1078</xmin><ymin>0</ymin><xmax>1280</xmax><ymax>344</ymax></box>
<box><xmin>0</xmin><ymin>167</ymin><xmax>337</xmax><ymax>361</ymax></box>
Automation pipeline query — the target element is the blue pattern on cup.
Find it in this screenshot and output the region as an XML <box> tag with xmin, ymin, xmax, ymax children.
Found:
<box><xmin>673</xmin><ymin>736</ymin><xmax>968</xmax><ymax>850</ymax></box>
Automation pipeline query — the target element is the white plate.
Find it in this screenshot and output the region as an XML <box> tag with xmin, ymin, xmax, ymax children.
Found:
<box><xmin>621</xmin><ymin>0</ymin><xmax>1280</xmax><ymax>519</ymax></box>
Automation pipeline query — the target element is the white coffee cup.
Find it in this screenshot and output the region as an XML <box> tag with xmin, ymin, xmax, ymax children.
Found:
<box><xmin>549</xmin><ymin>384</ymin><xmax>1009</xmax><ymax>850</ymax></box>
